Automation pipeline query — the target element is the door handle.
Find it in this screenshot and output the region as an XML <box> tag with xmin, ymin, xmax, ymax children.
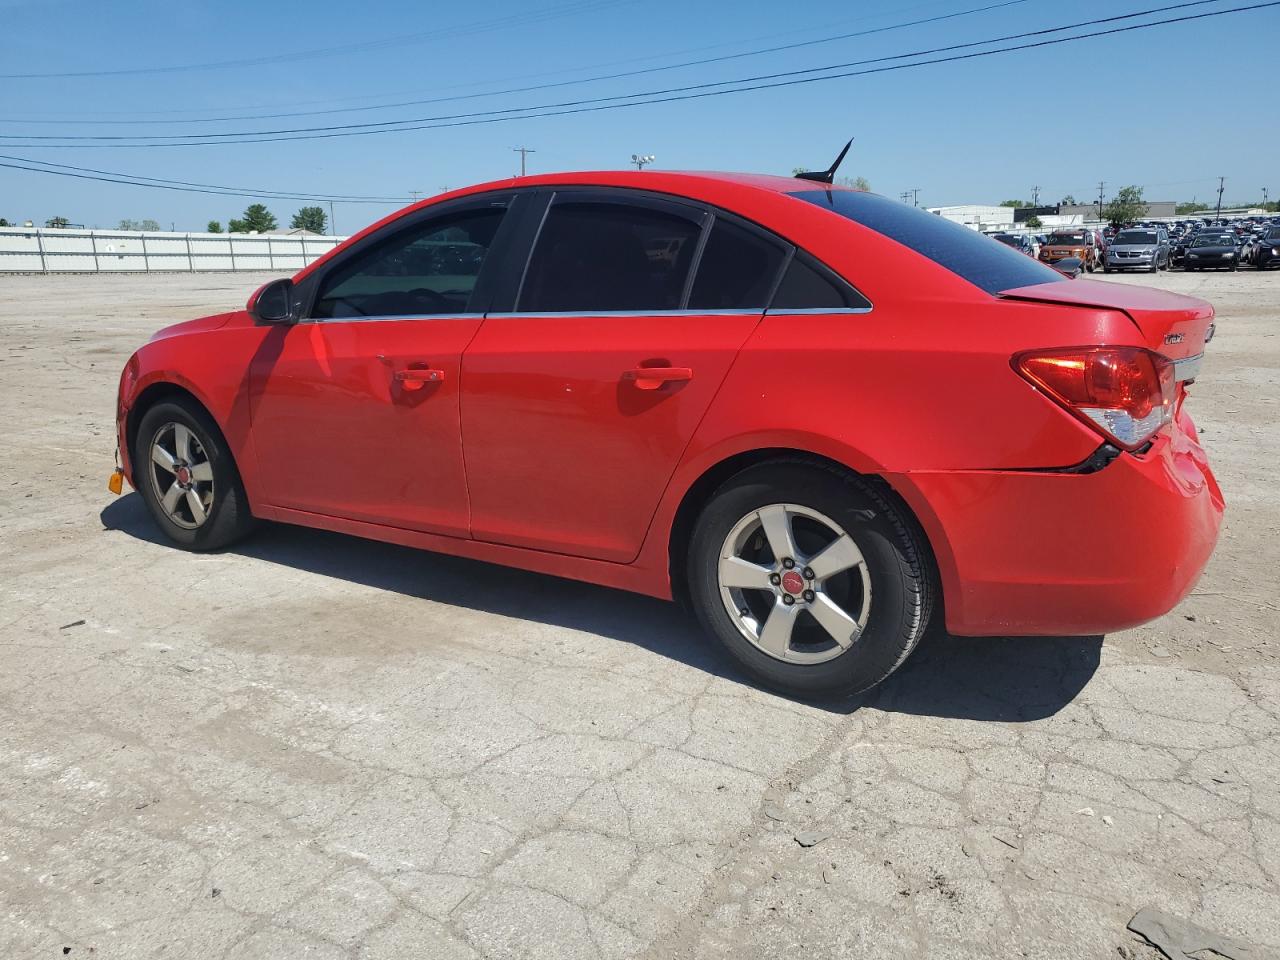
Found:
<box><xmin>395</xmin><ymin>368</ymin><xmax>446</xmax><ymax>391</ymax></box>
<box><xmin>622</xmin><ymin>366</ymin><xmax>693</xmax><ymax>391</ymax></box>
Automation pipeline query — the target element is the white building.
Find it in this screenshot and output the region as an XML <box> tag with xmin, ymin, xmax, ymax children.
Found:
<box><xmin>925</xmin><ymin>204</ymin><xmax>1086</xmax><ymax>233</ymax></box>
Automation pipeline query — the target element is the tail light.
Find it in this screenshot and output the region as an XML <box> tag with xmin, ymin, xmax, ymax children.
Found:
<box><xmin>1014</xmin><ymin>346</ymin><xmax>1176</xmax><ymax>451</ymax></box>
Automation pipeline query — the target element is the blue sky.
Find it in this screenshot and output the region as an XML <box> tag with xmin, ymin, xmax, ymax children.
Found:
<box><xmin>1</xmin><ymin>0</ymin><xmax>1277</xmax><ymax>233</ymax></box>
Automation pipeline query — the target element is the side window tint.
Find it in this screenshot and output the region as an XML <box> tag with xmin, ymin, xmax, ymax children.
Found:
<box><xmin>770</xmin><ymin>254</ymin><xmax>870</xmax><ymax>310</ymax></box>
<box><xmin>688</xmin><ymin>218</ymin><xmax>786</xmax><ymax>310</ymax></box>
<box><xmin>519</xmin><ymin>201</ymin><xmax>701</xmax><ymax>313</ymax></box>
<box><xmin>313</xmin><ymin>207</ymin><xmax>506</xmax><ymax>319</ymax></box>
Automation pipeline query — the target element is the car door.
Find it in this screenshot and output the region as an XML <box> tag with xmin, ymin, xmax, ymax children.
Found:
<box><xmin>460</xmin><ymin>190</ymin><xmax>789</xmax><ymax>562</ymax></box>
<box><xmin>248</xmin><ymin>192</ymin><xmax>523</xmax><ymax>536</ymax></box>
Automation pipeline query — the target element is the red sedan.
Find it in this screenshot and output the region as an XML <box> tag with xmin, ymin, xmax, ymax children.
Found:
<box><xmin>112</xmin><ymin>171</ymin><xmax>1223</xmax><ymax>697</ymax></box>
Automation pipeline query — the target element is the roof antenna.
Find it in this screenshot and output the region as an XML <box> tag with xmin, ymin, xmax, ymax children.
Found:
<box><xmin>794</xmin><ymin>138</ymin><xmax>853</xmax><ymax>184</ymax></box>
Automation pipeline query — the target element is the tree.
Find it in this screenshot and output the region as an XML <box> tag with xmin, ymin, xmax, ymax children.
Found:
<box><xmin>1060</xmin><ymin>195</ymin><xmax>1077</xmax><ymax>205</ymax></box>
<box><xmin>228</xmin><ymin>203</ymin><xmax>277</xmax><ymax>233</ymax></box>
<box><xmin>1025</xmin><ymin>215</ymin><xmax>1043</xmax><ymax>229</ymax></box>
<box><xmin>117</xmin><ymin>218</ymin><xmax>161</xmax><ymax>231</ymax></box>
<box><xmin>290</xmin><ymin>205</ymin><xmax>327</xmax><ymax>233</ymax></box>
<box><xmin>46</xmin><ymin>216</ymin><xmax>70</xmax><ymax>228</ymax></box>
<box><xmin>1102</xmin><ymin>185</ymin><xmax>1148</xmax><ymax>226</ymax></box>
<box><xmin>207</xmin><ymin>220</ymin><xmax>223</xmax><ymax>233</ymax></box>
<box><xmin>1176</xmin><ymin>201</ymin><xmax>1210</xmax><ymax>214</ymax></box>
<box><xmin>0</xmin><ymin>218</ymin><xmax>10</xmax><ymax>227</ymax></box>
<box><xmin>1000</xmin><ymin>199</ymin><xmax>1029</xmax><ymax>208</ymax></box>
<box><xmin>836</xmin><ymin>175</ymin><xmax>871</xmax><ymax>191</ymax></box>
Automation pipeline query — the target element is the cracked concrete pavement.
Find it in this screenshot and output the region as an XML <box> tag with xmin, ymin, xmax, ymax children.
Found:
<box><xmin>1</xmin><ymin>270</ymin><xmax>1277</xmax><ymax>959</ymax></box>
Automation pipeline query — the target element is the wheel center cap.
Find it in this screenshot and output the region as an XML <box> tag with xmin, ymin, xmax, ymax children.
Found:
<box><xmin>780</xmin><ymin>571</ymin><xmax>805</xmax><ymax>596</ymax></box>
<box><xmin>176</xmin><ymin>465</ymin><xmax>193</xmax><ymax>487</ymax></box>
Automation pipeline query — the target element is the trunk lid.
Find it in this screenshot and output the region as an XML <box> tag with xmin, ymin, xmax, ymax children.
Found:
<box><xmin>998</xmin><ymin>278</ymin><xmax>1214</xmax><ymax>363</ymax></box>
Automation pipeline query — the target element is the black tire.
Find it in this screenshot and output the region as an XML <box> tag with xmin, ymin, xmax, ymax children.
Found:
<box><xmin>133</xmin><ymin>399</ymin><xmax>256</xmax><ymax>550</ymax></box>
<box><xmin>1103</xmin><ymin>266</ymin><xmax>1113</xmax><ymax>274</ymax></box>
<box><xmin>1229</xmin><ymin>261</ymin><xmax>1238</xmax><ymax>272</ymax></box>
<box><xmin>687</xmin><ymin>461</ymin><xmax>933</xmax><ymax>698</ymax></box>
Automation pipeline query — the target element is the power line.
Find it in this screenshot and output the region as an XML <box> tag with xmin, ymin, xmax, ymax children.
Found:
<box><xmin>2</xmin><ymin>0</ymin><xmax>1265</xmax><ymax>149</ymax></box>
<box><xmin>4</xmin><ymin>2</ymin><xmax>1276</xmax><ymax>151</ymax></box>
<box><xmin>0</xmin><ymin>0</ymin><xmax>1031</xmax><ymax>120</ymax></box>
<box><xmin>0</xmin><ymin>0</ymin><xmax>631</xmax><ymax>80</ymax></box>
<box><xmin>3</xmin><ymin>0</ymin><xmax>1033</xmax><ymax>126</ymax></box>
<box><xmin>0</xmin><ymin>157</ymin><xmax>412</xmax><ymax>203</ymax></box>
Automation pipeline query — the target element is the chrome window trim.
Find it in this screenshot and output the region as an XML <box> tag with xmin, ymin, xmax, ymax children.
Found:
<box><xmin>764</xmin><ymin>306</ymin><xmax>873</xmax><ymax>316</ymax></box>
<box><xmin>304</xmin><ymin>312</ymin><xmax>486</xmax><ymax>324</ymax></box>
<box><xmin>1171</xmin><ymin>352</ymin><xmax>1203</xmax><ymax>382</ymax></box>
<box><xmin>484</xmin><ymin>309</ymin><xmax>765</xmax><ymax>319</ymax></box>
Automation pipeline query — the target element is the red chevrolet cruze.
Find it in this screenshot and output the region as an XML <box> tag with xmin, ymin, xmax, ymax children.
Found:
<box><xmin>113</xmin><ymin>171</ymin><xmax>1223</xmax><ymax>697</ymax></box>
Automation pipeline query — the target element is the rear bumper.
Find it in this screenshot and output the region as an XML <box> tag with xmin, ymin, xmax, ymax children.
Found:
<box><xmin>894</xmin><ymin>410</ymin><xmax>1223</xmax><ymax>636</ymax></box>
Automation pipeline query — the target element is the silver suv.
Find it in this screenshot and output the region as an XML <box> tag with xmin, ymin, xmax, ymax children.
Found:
<box><xmin>1103</xmin><ymin>227</ymin><xmax>1170</xmax><ymax>273</ymax></box>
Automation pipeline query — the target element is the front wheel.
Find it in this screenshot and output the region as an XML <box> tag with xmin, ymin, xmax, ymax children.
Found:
<box><xmin>134</xmin><ymin>400</ymin><xmax>257</xmax><ymax>550</ymax></box>
<box><xmin>687</xmin><ymin>462</ymin><xmax>933</xmax><ymax>698</ymax></box>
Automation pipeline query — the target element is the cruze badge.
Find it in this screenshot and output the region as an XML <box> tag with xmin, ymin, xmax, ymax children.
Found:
<box><xmin>1164</xmin><ymin>332</ymin><xmax>1185</xmax><ymax>345</ymax></box>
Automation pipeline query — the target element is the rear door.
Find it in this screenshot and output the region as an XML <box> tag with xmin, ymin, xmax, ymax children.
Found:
<box><xmin>460</xmin><ymin>190</ymin><xmax>789</xmax><ymax>562</ymax></box>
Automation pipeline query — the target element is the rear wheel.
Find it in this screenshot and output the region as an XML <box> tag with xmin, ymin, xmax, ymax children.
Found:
<box><xmin>134</xmin><ymin>400</ymin><xmax>256</xmax><ymax>550</ymax></box>
<box><xmin>687</xmin><ymin>462</ymin><xmax>933</xmax><ymax>698</ymax></box>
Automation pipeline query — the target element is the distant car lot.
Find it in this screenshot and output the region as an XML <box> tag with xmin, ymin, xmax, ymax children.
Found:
<box><xmin>1</xmin><ymin>269</ymin><xmax>1277</xmax><ymax>960</ymax></box>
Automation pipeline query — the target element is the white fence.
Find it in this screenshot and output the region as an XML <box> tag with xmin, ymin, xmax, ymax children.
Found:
<box><xmin>0</xmin><ymin>227</ymin><xmax>350</xmax><ymax>274</ymax></box>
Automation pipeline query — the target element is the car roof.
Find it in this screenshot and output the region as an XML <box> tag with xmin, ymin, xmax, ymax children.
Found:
<box><xmin>452</xmin><ymin>169</ymin><xmax>849</xmax><ymax>199</ymax></box>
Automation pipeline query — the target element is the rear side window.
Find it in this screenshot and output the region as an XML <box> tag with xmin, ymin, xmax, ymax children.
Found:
<box><xmin>770</xmin><ymin>253</ymin><xmax>870</xmax><ymax>310</ymax></box>
<box><xmin>791</xmin><ymin>189</ymin><xmax>1065</xmax><ymax>294</ymax></box>
<box><xmin>688</xmin><ymin>218</ymin><xmax>786</xmax><ymax>310</ymax></box>
<box><xmin>313</xmin><ymin>207</ymin><xmax>506</xmax><ymax>319</ymax></box>
<box><xmin>519</xmin><ymin>201</ymin><xmax>701</xmax><ymax>312</ymax></box>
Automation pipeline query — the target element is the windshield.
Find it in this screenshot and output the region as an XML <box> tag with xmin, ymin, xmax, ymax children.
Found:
<box><xmin>790</xmin><ymin>190</ymin><xmax>1064</xmax><ymax>294</ymax></box>
<box><xmin>993</xmin><ymin>235</ymin><xmax>1022</xmax><ymax>246</ymax></box>
<box><xmin>1192</xmin><ymin>236</ymin><xmax>1232</xmax><ymax>247</ymax></box>
<box><xmin>1047</xmin><ymin>233</ymin><xmax>1087</xmax><ymax>246</ymax></box>
<box><xmin>1115</xmin><ymin>231</ymin><xmax>1158</xmax><ymax>245</ymax></box>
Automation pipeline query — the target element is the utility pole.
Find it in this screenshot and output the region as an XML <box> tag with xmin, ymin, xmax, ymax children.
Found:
<box><xmin>631</xmin><ymin>154</ymin><xmax>655</xmax><ymax>170</ymax></box>
<box><xmin>409</xmin><ymin>190</ymin><xmax>423</xmax><ymax>202</ymax></box>
<box><xmin>909</xmin><ymin>188</ymin><xmax>920</xmax><ymax>208</ymax></box>
<box><xmin>1215</xmin><ymin>176</ymin><xmax>1225</xmax><ymax>221</ymax></box>
<box><xmin>899</xmin><ymin>191</ymin><xmax>911</xmax><ymax>204</ymax></box>
<box><xmin>1031</xmin><ymin>185</ymin><xmax>1040</xmax><ymax>207</ymax></box>
<box><xmin>1262</xmin><ymin>186</ymin><xmax>1269</xmax><ymax>207</ymax></box>
<box><xmin>512</xmin><ymin>146</ymin><xmax>536</xmax><ymax>177</ymax></box>
<box><xmin>328</xmin><ymin>201</ymin><xmax>336</xmax><ymax>236</ymax></box>
<box><xmin>1096</xmin><ymin>181</ymin><xmax>1106</xmax><ymax>223</ymax></box>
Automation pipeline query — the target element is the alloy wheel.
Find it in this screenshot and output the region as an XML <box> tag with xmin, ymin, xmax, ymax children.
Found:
<box><xmin>717</xmin><ymin>503</ymin><xmax>872</xmax><ymax>664</ymax></box>
<box><xmin>147</xmin><ymin>422</ymin><xmax>215</xmax><ymax>530</ymax></box>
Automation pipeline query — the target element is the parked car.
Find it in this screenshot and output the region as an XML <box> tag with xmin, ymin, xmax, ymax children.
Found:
<box><xmin>1039</xmin><ymin>229</ymin><xmax>1100</xmax><ymax>271</ymax></box>
<box><xmin>1103</xmin><ymin>227</ymin><xmax>1170</xmax><ymax>273</ymax></box>
<box><xmin>1252</xmin><ymin>225</ymin><xmax>1280</xmax><ymax>269</ymax></box>
<box><xmin>111</xmin><ymin>171</ymin><xmax>1222</xmax><ymax>698</ymax></box>
<box><xmin>992</xmin><ymin>233</ymin><xmax>1038</xmax><ymax>257</ymax></box>
<box><xmin>1185</xmin><ymin>233</ymin><xmax>1242</xmax><ymax>270</ymax></box>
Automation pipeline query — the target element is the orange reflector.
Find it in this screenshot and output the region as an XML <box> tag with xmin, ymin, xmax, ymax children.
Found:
<box><xmin>108</xmin><ymin>470</ymin><xmax>124</xmax><ymax>495</ymax></box>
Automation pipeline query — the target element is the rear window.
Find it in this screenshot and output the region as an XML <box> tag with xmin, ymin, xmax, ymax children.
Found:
<box><xmin>791</xmin><ymin>190</ymin><xmax>1064</xmax><ymax>295</ymax></box>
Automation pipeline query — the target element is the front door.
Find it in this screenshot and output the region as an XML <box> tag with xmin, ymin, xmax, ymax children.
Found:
<box><xmin>461</xmin><ymin>195</ymin><xmax>788</xmax><ymax>562</ymax></box>
<box><xmin>249</xmin><ymin>196</ymin><xmax>516</xmax><ymax>536</ymax></box>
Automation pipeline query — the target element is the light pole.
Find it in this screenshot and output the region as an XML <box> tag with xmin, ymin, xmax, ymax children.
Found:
<box><xmin>631</xmin><ymin>154</ymin><xmax>655</xmax><ymax>170</ymax></box>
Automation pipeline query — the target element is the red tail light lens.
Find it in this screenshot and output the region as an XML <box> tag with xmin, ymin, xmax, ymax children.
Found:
<box><xmin>1014</xmin><ymin>347</ymin><xmax>1176</xmax><ymax>450</ymax></box>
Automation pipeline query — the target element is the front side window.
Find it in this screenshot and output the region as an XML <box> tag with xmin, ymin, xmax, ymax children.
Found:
<box><xmin>792</xmin><ymin>189</ymin><xmax>1065</xmax><ymax>294</ymax></box>
<box><xmin>518</xmin><ymin>200</ymin><xmax>702</xmax><ymax>313</ymax></box>
<box><xmin>313</xmin><ymin>206</ymin><xmax>507</xmax><ymax>319</ymax></box>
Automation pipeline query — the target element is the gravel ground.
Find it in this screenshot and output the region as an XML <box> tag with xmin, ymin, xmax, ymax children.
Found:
<box><xmin>1</xmin><ymin>269</ymin><xmax>1277</xmax><ymax>960</ymax></box>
